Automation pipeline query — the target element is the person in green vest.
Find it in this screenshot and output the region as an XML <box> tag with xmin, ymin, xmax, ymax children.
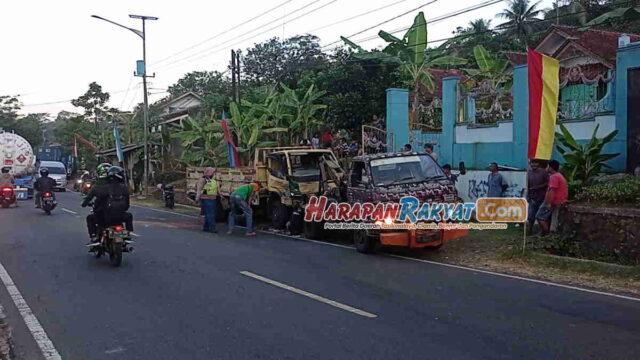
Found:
<box><xmin>196</xmin><ymin>167</ymin><xmax>219</xmax><ymax>233</ymax></box>
<box><xmin>227</xmin><ymin>182</ymin><xmax>260</xmax><ymax>237</ymax></box>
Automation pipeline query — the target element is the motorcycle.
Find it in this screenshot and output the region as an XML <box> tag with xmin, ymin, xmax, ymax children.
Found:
<box><xmin>0</xmin><ymin>187</ymin><xmax>16</xmax><ymax>208</ymax></box>
<box><xmin>93</xmin><ymin>223</ymin><xmax>134</xmax><ymax>267</ymax></box>
<box><xmin>81</xmin><ymin>179</ymin><xmax>94</xmax><ymax>195</ymax></box>
<box><xmin>40</xmin><ymin>191</ymin><xmax>57</xmax><ymax>215</ymax></box>
<box><xmin>161</xmin><ymin>184</ymin><xmax>175</xmax><ymax>209</ymax></box>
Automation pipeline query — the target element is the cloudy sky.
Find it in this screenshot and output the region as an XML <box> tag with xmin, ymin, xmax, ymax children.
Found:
<box><xmin>1</xmin><ymin>0</ymin><xmax>554</xmax><ymax>116</ymax></box>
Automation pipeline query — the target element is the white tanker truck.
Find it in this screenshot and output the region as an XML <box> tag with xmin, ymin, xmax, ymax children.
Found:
<box><xmin>0</xmin><ymin>130</ymin><xmax>37</xmax><ymax>199</ymax></box>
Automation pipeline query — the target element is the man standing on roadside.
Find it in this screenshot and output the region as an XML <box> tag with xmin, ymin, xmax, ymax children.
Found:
<box><xmin>196</xmin><ymin>167</ymin><xmax>219</xmax><ymax>233</ymax></box>
<box><xmin>487</xmin><ymin>162</ymin><xmax>508</xmax><ymax>198</ymax></box>
<box><xmin>527</xmin><ymin>159</ymin><xmax>549</xmax><ymax>234</ymax></box>
<box><xmin>227</xmin><ymin>182</ymin><xmax>260</xmax><ymax>237</ymax></box>
<box><xmin>536</xmin><ymin>160</ymin><xmax>568</xmax><ymax>236</ymax></box>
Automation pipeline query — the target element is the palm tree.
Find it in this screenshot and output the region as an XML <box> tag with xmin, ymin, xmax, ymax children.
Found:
<box><xmin>497</xmin><ymin>0</ymin><xmax>544</xmax><ymax>47</ymax></box>
<box><xmin>468</xmin><ymin>19</ymin><xmax>493</xmax><ymax>34</ymax></box>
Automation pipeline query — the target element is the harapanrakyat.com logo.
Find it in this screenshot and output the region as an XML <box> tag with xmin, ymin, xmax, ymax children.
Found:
<box><xmin>304</xmin><ymin>196</ymin><xmax>528</xmax><ymax>230</ymax></box>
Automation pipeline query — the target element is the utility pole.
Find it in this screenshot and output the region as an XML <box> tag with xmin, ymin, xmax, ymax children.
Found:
<box><xmin>235</xmin><ymin>49</ymin><xmax>241</xmax><ymax>104</ymax></box>
<box><xmin>231</xmin><ymin>50</ymin><xmax>238</xmax><ymax>103</ymax></box>
<box><xmin>90</xmin><ymin>13</ymin><xmax>157</xmax><ymax>197</ymax></box>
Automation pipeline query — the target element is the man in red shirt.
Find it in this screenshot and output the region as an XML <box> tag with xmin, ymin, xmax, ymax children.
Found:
<box><xmin>321</xmin><ymin>127</ymin><xmax>333</xmax><ymax>148</ymax></box>
<box><xmin>535</xmin><ymin>160</ymin><xmax>568</xmax><ymax>235</ymax></box>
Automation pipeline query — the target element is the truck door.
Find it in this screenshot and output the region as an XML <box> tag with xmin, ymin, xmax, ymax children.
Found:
<box><xmin>266</xmin><ymin>154</ymin><xmax>289</xmax><ymax>195</ymax></box>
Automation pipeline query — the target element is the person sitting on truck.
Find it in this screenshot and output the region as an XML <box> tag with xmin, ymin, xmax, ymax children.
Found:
<box><xmin>196</xmin><ymin>167</ymin><xmax>219</xmax><ymax>233</ymax></box>
<box><xmin>0</xmin><ymin>167</ymin><xmax>14</xmax><ymax>187</ymax></box>
<box><xmin>227</xmin><ymin>182</ymin><xmax>260</xmax><ymax>237</ymax></box>
<box><xmin>33</xmin><ymin>168</ymin><xmax>56</xmax><ymax>208</ymax></box>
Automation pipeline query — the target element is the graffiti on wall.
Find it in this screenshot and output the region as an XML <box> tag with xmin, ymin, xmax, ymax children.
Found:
<box><xmin>456</xmin><ymin>170</ymin><xmax>526</xmax><ymax>203</ymax></box>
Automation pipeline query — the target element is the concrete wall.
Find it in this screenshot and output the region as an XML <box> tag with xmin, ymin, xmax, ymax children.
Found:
<box><xmin>385</xmin><ymin>42</ymin><xmax>640</xmax><ymax>173</ymax></box>
<box><xmin>455</xmin><ymin>170</ymin><xmax>526</xmax><ymax>203</ymax></box>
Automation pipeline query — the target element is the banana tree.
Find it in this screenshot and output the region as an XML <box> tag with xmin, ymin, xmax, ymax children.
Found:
<box><xmin>171</xmin><ymin>111</ymin><xmax>226</xmax><ymax>167</ymax></box>
<box><xmin>555</xmin><ymin>123</ymin><xmax>620</xmax><ymax>185</ymax></box>
<box><xmin>282</xmin><ymin>84</ymin><xmax>327</xmax><ymax>141</ymax></box>
<box><xmin>228</xmin><ymin>101</ymin><xmax>277</xmax><ymax>164</ymax></box>
<box><xmin>463</xmin><ymin>45</ymin><xmax>511</xmax><ymax>89</ymax></box>
<box><xmin>342</xmin><ymin>12</ymin><xmax>467</xmax><ymax>128</ymax></box>
<box><xmin>250</xmin><ymin>90</ymin><xmax>292</xmax><ymax>146</ymax></box>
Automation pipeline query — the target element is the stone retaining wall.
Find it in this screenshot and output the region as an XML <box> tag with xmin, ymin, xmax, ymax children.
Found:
<box><xmin>558</xmin><ymin>204</ymin><xmax>640</xmax><ymax>264</ymax></box>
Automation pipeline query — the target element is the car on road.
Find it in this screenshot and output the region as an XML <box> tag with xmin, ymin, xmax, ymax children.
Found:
<box><xmin>36</xmin><ymin>161</ymin><xmax>67</xmax><ymax>191</ymax></box>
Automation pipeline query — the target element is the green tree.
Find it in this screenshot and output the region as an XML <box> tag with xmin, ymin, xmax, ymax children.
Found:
<box><xmin>282</xmin><ymin>84</ymin><xmax>327</xmax><ymax>140</ymax></box>
<box><xmin>0</xmin><ymin>95</ymin><xmax>20</xmax><ymax>130</ymax></box>
<box><xmin>497</xmin><ymin>0</ymin><xmax>544</xmax><ymax>47</ymax></box>
<box><xmin>167</xmin><ymin>71</ymin><xmax>232</xmax><ymax>97</ymax></box>
<box><xmin>52</xmin><ymin>111</ymin><xmax>97</xmax><ymax>169</ymax></box>
<box><xmin>242</xmin><ymin>35</ymin><xmax>327</xmax><ymax>87</ymax></box>
<box><xmin>14</xmin><ymin>113</ymin><xmax>47</xmax><ymax>148</ymax></box>
<box><xmin>71</xmin><ymin>82</ymin><xmax>111</xmax><ymax>148</ymax></box>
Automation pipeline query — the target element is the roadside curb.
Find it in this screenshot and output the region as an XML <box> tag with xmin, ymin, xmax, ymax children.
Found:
<box><xmin>0</xmin><ymin>303</ymin><xmax>13</xmax><ymax>360</ymax></box>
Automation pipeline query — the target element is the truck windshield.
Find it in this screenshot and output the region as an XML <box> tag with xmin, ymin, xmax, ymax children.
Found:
<box><xmin>289</xmin><ymin>152</ymin><xmax>336</xmax><ymax>182</ymax></box>
<box><xmin>370</xmin><ymin>155</ymin><xmax>445</xmax><ymax>186</ymax></box>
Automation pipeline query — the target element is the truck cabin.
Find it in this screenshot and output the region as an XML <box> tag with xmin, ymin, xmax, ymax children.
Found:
<box><xmin>268</xmin><ymin>150</ymin><xmax>340</xmax><ymax>183</ymax></box>
<box><xmin>350</xmin><ymin>153</ymin><xmax>446</xmax><ymax>188</ymax></box>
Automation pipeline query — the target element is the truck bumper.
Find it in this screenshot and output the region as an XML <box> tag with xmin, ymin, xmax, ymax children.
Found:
<box><xmin>379</xmin><ymin>228</ymin><xmax>468</xmax><ymax>248</ymax></box>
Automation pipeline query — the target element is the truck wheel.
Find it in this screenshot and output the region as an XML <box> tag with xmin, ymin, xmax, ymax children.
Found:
<box><xmin>303</xmin><ymin>220</ymin><xmax>324</xmax><ymax>240</ymax></box>
<box><xmin>354</xmin><ymin>230</ymin><xmax>375</xmax><ymax>254</ymax></box>
<box><xmin>288</xmin><ymin>210</ymin><xmax>303</xmax><ymax>235</ymax></box>
<box><xmin>270</xmin><ymin>199</ymin><xmax>290</xmax><ymax>230</ymax></box>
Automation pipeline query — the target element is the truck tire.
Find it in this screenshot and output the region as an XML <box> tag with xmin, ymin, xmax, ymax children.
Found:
<box><xmin>288</xmin><ymin>209</ymin><xmax>303</xmax><ymax>235</ymax></box>
<box><xmin>270</xmin><ymin>198</ymin><xmax>290</xmax><ymax>230</ymax></box>
<box><xmin>354</xmin><ymin>230</ymin><xmax>375</xmax><ymax>254</ymax></box>
<box><xmin>303</xmin><ymin>220</ymin><xmax>324</xmax><ymax>240</ymax></box>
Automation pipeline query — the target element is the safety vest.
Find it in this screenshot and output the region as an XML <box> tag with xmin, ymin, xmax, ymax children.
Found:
<box><xmin>203</xmin><ymin>178</ymin><xmax>219</xmax><ymax>195</ymax></box>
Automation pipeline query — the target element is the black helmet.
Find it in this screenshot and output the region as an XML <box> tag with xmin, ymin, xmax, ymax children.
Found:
<box><xmin>1</xmin><ymin>167</ymin><xmax>9</xmax><ymax>174</ymax></box>
<box><xmin>39</xmin><ymin>168</ymin><xmax>49</xmax><ymax>177</ymax></box>
<box><xmin>107</xmin><ymin>166</ymin><xmax>125</xmax><ymax>182</ymax></box>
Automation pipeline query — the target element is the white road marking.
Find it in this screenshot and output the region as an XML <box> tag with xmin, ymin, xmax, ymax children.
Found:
<box><xmin>258</xmin><ymin>230</ymin><xmax>640</xmax><ymax>303</ymax></box>
<box><xmin>0</xmin><ymin>261</ymin><xmax>62</xmax><ymax>360</ymax></box>
<box><xmin>130</xmin><ymin>232</ymin><xmax>141</xmax><ymax>237</ymax></box>
<box><xmin>61</xmin><ymin>208</ymin><xmax>77</xmax><ymax>215</ymax></box>
<box><xmin>105</xmin><ymin>347</ymin><xmax>126</xmax><ymax>354</ymax></box>
<box><xmin>134</xmin><ymin>203</ymin><xmax>640</xmax><ymax>303</ymax></box>
<box><xmin>240</xmin><ymin>271</ymin><xmax>377</xmax><ymax>318</ymax></box>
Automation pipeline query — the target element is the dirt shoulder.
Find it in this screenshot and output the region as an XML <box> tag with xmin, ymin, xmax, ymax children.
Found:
<box><xmin>0</xmin><ymin>304</ymin><xmax>13</xmax><ymax>360</ymax></box>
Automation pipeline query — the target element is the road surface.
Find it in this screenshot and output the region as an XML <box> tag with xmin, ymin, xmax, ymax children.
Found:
<box><xmin>0</xmin><ymin>192</ymin><xmax>639</xmax><ymax>359</ymax></box>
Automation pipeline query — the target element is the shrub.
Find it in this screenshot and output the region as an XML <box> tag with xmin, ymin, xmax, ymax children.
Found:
<box><xmin>574</xmin><ymin>176</ymin><xmax>640</xmax><ymax>204</ymax></box>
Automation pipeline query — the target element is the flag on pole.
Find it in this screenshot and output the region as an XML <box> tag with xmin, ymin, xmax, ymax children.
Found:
<box><xmin>221</xmin><ymin>117</ymin><xmax>242</xmax><ymax>168</ymax></box>
<box><xmin>528</xmin><ymin>48</ymin><xmax>560</xmax><ymax>160</ymax></box>
<box><xmin>113</xmin><ymin>123</ymin><xmax>125</xmax><ymax>163</ymax></box>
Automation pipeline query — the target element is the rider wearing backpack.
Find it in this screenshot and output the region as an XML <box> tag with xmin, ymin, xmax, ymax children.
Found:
<box><xmin>82</xmin><ymin>165</ymin><xmax>133</xmax><ymax>246</ymax></box>
<box><xmin>196</xmin><ymin>167</ymin><xmax>219</xmax><ymax>233</ymax></box>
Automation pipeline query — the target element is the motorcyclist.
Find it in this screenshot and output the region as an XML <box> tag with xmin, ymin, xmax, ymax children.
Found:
<box><xmin>81</xmin><ymin>163</ymin><xmax>113</xmax><ymax>245</ymax></box>
<box><xmin>0</xmin><ymin>167</ymin><xmax>14</xmax><ymax>187</ymax></box>
<box><xmin>33</xmin><ymin>168</ymin><xmax>57</xmax><ymax>208</ymax></box>
<box><xmin>82</xmin><ymin>165</ymin><xmax>134</xmax><ymax>246</ymax></box>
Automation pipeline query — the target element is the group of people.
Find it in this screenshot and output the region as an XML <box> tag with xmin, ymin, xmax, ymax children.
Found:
<box><xmin>195</xmin><ymin>167</ymin><xmax>259</xmax><ymax>237</ymax></box>
<box><xmin>402</xmin><ymin>143</ymin><xmax>438</xmax><ymax>161</ymax></box>
<box><xmin>487</xmin><ymin>159</ymin><xmax>568</xmax><ymax>235</ymax></box>
<box><xmin>0</xmin><ymin>166</ymin><xmax>58</xmax><ymax>208</ymax></box>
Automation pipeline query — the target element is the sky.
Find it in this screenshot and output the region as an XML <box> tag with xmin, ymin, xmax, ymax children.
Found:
<box><xmin>1</xmin><ymin>0</ymin><xmax>554</xmax><ymax>116</ymax></box>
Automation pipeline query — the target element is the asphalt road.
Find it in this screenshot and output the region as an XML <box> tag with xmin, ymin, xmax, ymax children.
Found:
<box><xmin>0</xmin><ymin>192</ymin><xmax>639</xmax><ymax>360</ymax></box>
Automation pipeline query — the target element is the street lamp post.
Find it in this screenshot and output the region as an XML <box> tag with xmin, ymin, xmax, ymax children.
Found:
<box><xmin>91</xmin><ymin>14</ymin><xmax>158</xmax><ymax>197</ymax></box>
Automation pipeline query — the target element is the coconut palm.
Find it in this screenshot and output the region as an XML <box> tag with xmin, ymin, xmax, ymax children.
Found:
<box><xmin>468</xmin><ymin>18</ymin><xmax>493</xmax><ymax>34</ymax></box>
<box><xmin>497</xmin><ymin>0</ymin><xmax>544</xmax><ymax>47</ymax></box>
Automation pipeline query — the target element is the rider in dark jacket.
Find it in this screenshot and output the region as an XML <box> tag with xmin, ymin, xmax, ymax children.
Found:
<box><xmin>82</xmin><ymin>164</ymin><xmax>133</xmax><ymax>245</ymax></box>
<box><xmin>34</xmin><ymin>168</ymin><xmax>57</xmax><ymax>208</ymax></box>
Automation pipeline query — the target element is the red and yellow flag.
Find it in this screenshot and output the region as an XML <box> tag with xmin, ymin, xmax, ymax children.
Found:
<box><xmin>528</xmin><ymin>49</ymin><xmax>560</xmax><ymax>160</ymax></box>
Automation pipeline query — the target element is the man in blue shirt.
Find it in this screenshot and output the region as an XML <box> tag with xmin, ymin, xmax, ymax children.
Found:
<box><xmin>487</xmin><ymin>162</ymin><xmax>508</xmax><ymax>197</ymax></box>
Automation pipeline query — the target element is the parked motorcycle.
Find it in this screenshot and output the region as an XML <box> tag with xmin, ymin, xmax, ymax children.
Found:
<box><xmin>0</xmin><ymin>187</ymin><xmax>16</xmax><ymax>208</ymax></box>
<box><xmin>161</xmin><ymin>184</ymin><xmax>175</xmax><ymax>209</ymax></box>
<box><xmin>40</xmin><ymin>191</ymin><xmax>57</xmax><ymax>215</ymax></box>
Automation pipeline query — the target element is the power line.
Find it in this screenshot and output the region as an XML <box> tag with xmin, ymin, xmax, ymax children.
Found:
<box><xmin>158</xmin><ymin>0</ymin><xmax>331</xmax><ymax>70</ymax></box>
<box><xmin>162</xmin><ymin>0</ymin><xmax>340</xmax><ymax>71</ymax></box>
<box><xmin>321</xmin><ymin>0</ymin><xmax>440</xmax><ymax>49</ymax></box>
<box><xmin>307</xmin><ymin>0</ymin><xmax>412</xmax><ymax>33</ymax></box>
<box><xmin>151</xmin><ymin>0</ymin><xmax>294</xmax><ymax>66</ymax></box>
